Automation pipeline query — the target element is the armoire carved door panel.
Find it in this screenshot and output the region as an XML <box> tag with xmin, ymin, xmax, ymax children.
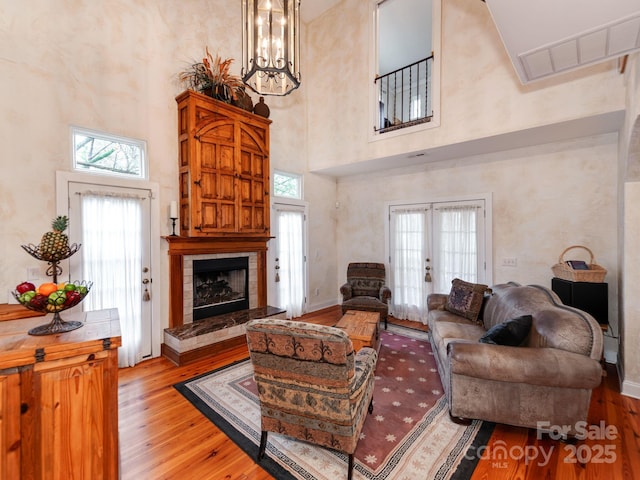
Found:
<box><xmin>177</xmin><ymin>90</ymin><xmax>271</xmax><ymax>237</ymax></box>
<box><xmin>239</xmin><ymin>125</ymin><xmax>268</xmax><ymax>232</ymax></box>
<box><xmin>196</xmin><ymin>123</ymin><xmax>237</xmax><ymax>233</ymax></box>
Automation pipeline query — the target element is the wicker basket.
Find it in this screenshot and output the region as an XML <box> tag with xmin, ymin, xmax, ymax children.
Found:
<box><xmin>551</xmin><ymin>245</ymin><xmax>607</xmax><ymax>282</ymax></box>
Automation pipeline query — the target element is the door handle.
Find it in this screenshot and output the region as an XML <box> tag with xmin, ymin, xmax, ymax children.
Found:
<box><xmin>425</xmin><ymin>265</ymin><xmax>432</xmax><ymax>283</ymax></box>
<box><xmin>142</xmin><ymin>278</ymin><xmax>151</xmax><ymax>301</ymax></box>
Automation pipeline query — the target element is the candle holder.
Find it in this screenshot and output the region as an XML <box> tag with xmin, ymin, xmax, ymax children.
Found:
<box><xmin>170</xmin><ymin>217</ymin><xmax>178</xmax><ymax>236</ymax></box>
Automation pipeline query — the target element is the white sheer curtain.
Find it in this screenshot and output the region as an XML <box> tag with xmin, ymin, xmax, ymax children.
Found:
<box><xmin>277</xmin><ymin>209</ymin><xmax>305</xmax><ymax>318</ymax></box>
<box><xmin>433</xmin><ymin>205</ymin><xmax>479</xmax><ymax>291</ymax></box>
<box><xmin>390</xmin><ymin>208</ymin><xmax>428</xmax><ymax>322</ymax></box>
<box><xmin>80</xmin><ymin>192</ymin><xmax>144</xmax><ymax>368</ymax></box>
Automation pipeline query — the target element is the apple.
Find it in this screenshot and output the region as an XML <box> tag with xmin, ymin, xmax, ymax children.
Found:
<box><xmin>19</xmin><ymin>291</ymin><xmax>36</xmax><ymax>304</ymax></box>
<box><xmin>48</xmin><ymin>290</ymin><xmax>67</xmax><ymax>306</ymax></box>
<box><xmin>16</xmin><ymin>281</ymin><xmax>36</xmax><ymax>294</ymax></box>
<box><xmin>29</xmin><ymin>294</ymin><xmax>48</xmax><ymax>310</ymax></box>
<box><xmin>65</xmin><ymin>291</ymin><xmax>81</xmax><ymax>307</ymax></box>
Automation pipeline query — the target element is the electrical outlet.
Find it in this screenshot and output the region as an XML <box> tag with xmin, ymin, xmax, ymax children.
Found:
<box><xmin>27</xmin><ymin>267</ymin><xmax>40</xmax><ymax>280</ymax></box>
<box><xmin>314</xmin><ymin>288</ymin><xmax>320</xmax><ymax>296</ymax></box>
<box><xmin>502</xmin><ymin>257</ymin><xmax>518</xmax><ymax>267</ymax></box>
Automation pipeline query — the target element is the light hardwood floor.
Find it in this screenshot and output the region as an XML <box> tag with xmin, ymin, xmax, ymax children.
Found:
<box><xmin>118</xmin><ymin>307</ymin><xmax>639</xmax><ymax>480</ymax></box>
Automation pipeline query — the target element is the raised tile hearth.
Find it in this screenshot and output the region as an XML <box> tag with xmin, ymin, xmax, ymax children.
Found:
<box><xmin>162</xmin><ymin>306</ymin><xmax>285</xmax><ymax>365</ymax></box>
<box><xmin>163</xmin><ymin>235</ymin><xmax>275</xmax><ymax>365</ymax></box>
<box><xmin>165</xmin><ymin>306</ymin><xmax>285</xmax><ymax>352</ymax></box>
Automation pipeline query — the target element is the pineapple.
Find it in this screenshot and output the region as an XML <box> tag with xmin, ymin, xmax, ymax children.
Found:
<box><xmin>39</xmin><ymin>215</ymin><xmax>69</xmax><ymax>260</ymax></box>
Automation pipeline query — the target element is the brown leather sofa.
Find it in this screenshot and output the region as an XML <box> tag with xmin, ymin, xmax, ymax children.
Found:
<box><xmin>427</xmin><ymin>282</ymin><xmax>604</xmax><ymax>435</ymax></box>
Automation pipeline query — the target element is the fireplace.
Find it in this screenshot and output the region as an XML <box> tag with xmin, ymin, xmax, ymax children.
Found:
<box><xmin>192</xmin><ymin>257</ymin><xmax>249</xmax><ymax>320</ymax></box>
<box><xmin>163</xmin><ymin>236</ymin><xmax>285</xmax><ymax>365</ymax></box>
<box><xmin>164</xmin><ymin>235</ymin><xmax>268</xmax><ymax>328</ymax></box>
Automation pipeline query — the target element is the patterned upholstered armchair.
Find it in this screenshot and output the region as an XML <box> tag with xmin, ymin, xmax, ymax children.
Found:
<box><xmin>245</xmin><ymin>318</ymin><xmax>377</xmax><ymax>480</ymax></box>
<box><xmin>340</xmin><ymin>262</ymin><xmax>392</xmax><ymax>329</ymax></box>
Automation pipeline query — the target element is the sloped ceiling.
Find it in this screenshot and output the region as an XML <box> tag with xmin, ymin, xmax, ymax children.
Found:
<box><xmin>485</xmin><ymin>0</ymin><xmax>640</xmax><ymax>84</ymax></box>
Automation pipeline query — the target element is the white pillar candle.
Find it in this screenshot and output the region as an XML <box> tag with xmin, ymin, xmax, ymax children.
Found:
<box><xmin>170</xmin><ymin>201</ymin><xmax>178</xmax><ymax>218</ymax></box>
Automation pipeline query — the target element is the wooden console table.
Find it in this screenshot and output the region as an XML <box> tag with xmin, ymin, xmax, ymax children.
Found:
<box><xmin>0</xmin><ymin>303</ymin><xmax>45</xmax><ymax>322</ymax></box>
<box><xmin>0</xmin><ymin>308</ymin><xmax>121</xmax><ymax>479</ymax></box>
<box><xmin>335</xmin><ymin>310</ymin><xmax>381</xmax><ymax>352</ymax></box>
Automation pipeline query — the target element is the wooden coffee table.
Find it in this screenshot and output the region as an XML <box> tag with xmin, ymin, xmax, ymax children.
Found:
<box><xmin>335</xmin><ymin>310</ymin><xmax>380</xmax><ymax>352</ymax></box>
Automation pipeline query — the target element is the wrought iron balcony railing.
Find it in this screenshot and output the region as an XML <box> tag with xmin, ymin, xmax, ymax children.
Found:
<box><xmin>375</xmin><ymin>55</ymin><xmax>433</xmax><ymax>133</ymax></box>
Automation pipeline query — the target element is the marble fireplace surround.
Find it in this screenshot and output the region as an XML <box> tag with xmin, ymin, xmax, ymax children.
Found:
<box><xmin>162</xmin><ymin>235</ymin><xmax>284</xmax><ymax>365</ymax></box>
<box><xmin>184</xmin><ymin>252</ymin><xmax>257</xmax><ymax>324</ymax></box>
<box><xmin>164</xmin><ymin>235</ymin><xmax>271</xmax><ymax>329</ymax></box>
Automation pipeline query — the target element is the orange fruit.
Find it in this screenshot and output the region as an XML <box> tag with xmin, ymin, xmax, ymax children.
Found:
<box><xmin>38</xmin><ymin>282</ymin><xmax>58</xmax><ymax>297</ymax></box>
<box><xmin>57</xmin><ymin>282</ymin><xmax>66</xmax><ymax>290</ymax></box>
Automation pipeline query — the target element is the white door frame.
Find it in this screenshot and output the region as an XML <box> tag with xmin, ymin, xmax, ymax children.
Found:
<box><xmin>268</xmin><ymin>200</ymin><xmax>309</xmax><ymax>315</ymax></box>
<box><xmin>56</xmin><ymin>171</ymin><xmax>162</xmax><ymax>359</ymax></box>
<box><xmin>384</xmin><ymin>192</ymin><xmax>493</xmax><ymax>290</ymax></box>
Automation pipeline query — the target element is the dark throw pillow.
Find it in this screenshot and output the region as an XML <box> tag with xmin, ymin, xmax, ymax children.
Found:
<box><xmin>479</xmin><ymin>315</ymin><xmax>533</xmax><ymax>346</ymax></box>
<box><xmin>444</xmin><ymin>278</ymin><xmax>489</xmax><ymax>323</ymax></box>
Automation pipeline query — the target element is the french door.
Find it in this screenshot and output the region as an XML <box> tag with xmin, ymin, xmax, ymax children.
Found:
<box><xmin>67</xmin><ymin>181</ymin><xmax>153</xmax><ymax>367</ymax></box>
<box><xmin>388</xmin><ymin>198</ymin><xmax>489</xmax><ymax>322</ymax></box>
<box><xmin>270</xmin><ymin>203</ymin><xmax>307</xmax><ymax>318</ymax></box>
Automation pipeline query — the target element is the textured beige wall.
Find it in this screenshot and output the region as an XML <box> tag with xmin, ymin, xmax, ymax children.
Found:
<box><xmin>335</xmin><ymin>134</ymin><xmax>619</xmax><ymax>340</ymax></box>
<box><xmin>0</xmin><ymin>1</ymin><xmax>338</xmax><ymax>325</ymax></box>
<box><xmin>620</xmin><ymin>53</ymin><xmax>640</xmax><ymax>394</ymax></box>
<box><xmin>0</xmin><ymin>0</ymin><xmax>626</xmax><ymax>366</ymax></box>
<box><xmin>305</xmin><ymin>0</ymin><xmax>625</xmax><ymax>171</ymax></box>
<box><xmin>1</xmin><ymin>0</ymin><xmax>184</xmax><ymax>311</ymax></box>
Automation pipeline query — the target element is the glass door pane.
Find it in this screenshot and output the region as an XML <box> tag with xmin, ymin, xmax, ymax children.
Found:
<box><xmin>272</xmin><ymin>204</ymin><xmax>307</xmax><ymax>318</ymax></box>
<box><xmin>389</xmin><ymin>205</ymin><xmax>431</xmax><ymax>322</ymax></box>
<box><xmin>432</xmin><ymin>201</ymin><xmax>484</xmax><ymax>293</ymax></box>
<box><xmin>68</xmin><ymin>182</ymin><xmax>152</xmax><ymax>368</ymax></box>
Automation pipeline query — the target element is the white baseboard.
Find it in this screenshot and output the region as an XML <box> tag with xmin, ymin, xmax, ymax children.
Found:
<box><xmin>621</xmin><ymin>378</ymin><xmax>640</xmax><ymax>399</ymax></box>
<box><xmin>619</xmin><ymin>354</ymin><xmax>640</xmax><ymax>399</ymax></box>
<box><xmin>306</xmin><ymin>300</ymin><xmax>339</xmax><ymax>313</ymax></box>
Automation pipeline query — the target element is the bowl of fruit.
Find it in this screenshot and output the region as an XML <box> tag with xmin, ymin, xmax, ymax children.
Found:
<box><xmin>13</xmin><ymin>280</ymin><xmax>92</xmax><ymax>335</ymax></box>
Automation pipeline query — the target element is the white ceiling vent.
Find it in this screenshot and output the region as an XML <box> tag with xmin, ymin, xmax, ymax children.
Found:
<box><xmin>485</xmin><ymin>0</ymin><xmax>640</xmax><ymax>84</ymax></box>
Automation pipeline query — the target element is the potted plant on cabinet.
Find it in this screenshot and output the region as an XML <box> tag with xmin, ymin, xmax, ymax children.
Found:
<box><xmin>179</xmin><ymin>47</ymin><xmax>252</xmax><ymax>111</ymax></box>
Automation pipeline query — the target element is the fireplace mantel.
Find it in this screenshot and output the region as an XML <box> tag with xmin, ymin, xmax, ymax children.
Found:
<box><xmin>164</xmin><ymin>235</ymin><xmax>271</xmax><ymax>328</ymax></box>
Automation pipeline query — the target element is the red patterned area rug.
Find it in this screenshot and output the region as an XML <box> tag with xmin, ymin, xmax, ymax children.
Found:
<box><xmin>175</xmin><ymin>324</ymin><xmax>494</xmax><ymax>479</ymax></box>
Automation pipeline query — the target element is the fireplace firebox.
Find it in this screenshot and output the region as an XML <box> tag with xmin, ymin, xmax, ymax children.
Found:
<box><xmin>193</xmin><ymin>257</ymin><xmax>249</xmax><ymax>320</ymax></box>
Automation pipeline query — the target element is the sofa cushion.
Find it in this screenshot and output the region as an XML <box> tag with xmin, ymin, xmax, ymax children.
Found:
<box><xmin>429</xmin><ymin>318</ymin><xmax>487</xmax><ymax>363</ymax></box>
<box><xmin>479</xmin><ymin>314</ymin><xmax>532</xmax><ymax>346</ymax></box>
<box><xmin>445</xmin><ymin>278</ymin><xmax>489</xmax><ymax>323</ymax></box>
<box><xmin>342</xmin><ymin>296</ymin><xmax>388</xmax><ymax>312</ymax></box>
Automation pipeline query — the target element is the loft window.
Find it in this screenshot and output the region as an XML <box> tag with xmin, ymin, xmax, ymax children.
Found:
<box><xmin>373</xmin><ymin>0</ymin><xmax>438</xmax><ymax>134</ymax></box>
<box><xmin>72</xmin><ymin>127</ymin><xmax>148</xmax><ymax>179</ymax></box>
<box><xmin>273</xmin><ymin>171</ymin><xmax>302</xmax><ymax>199</ymax></box>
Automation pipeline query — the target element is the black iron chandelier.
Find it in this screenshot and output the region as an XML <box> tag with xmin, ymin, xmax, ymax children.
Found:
<box><xmin>241</xmin><ymin>0</ymin><xmax>301</xmax><ymax>96</ymax></box>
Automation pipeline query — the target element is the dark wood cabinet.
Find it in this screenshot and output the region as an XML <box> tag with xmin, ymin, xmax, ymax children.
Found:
<box><xmin>551</xmin><ymin>277</ymin><xmax>608</xmax><ymax>325</ymax></box>
<box><xmin>176</xmin><ymin>90</ymin><xmax>271</xmax><ymax>237</ymax></box>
